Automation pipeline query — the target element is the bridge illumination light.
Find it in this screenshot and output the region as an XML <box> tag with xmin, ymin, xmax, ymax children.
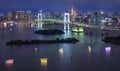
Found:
<box><xmin>64</xmin><ymin>12</ymin><xmax>70</xmax><ymax>30</ymax></box>
<box><xmin>64</xmin><ymin>13</ymin><xmax>70</xmax><ymax>23</ymax></box>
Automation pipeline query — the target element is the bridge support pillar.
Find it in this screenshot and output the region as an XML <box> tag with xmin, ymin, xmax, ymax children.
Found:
<box><xmin>37</xmin><ymin>10</ymin><xmax>43</xmax><ymax>28</ymax></box>
<box><xmin>64</xmin><ymin>12</ymin><xmax>70</xmax><ymax>30</ymax></box>
<box><xmin>64</xmin><ymin>23</ymin><xmax>70</xmax><ymax>30</ymax></box>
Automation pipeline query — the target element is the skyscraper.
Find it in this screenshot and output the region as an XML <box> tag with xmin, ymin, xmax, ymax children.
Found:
<box><xmin>70</xmin><ymin>6</ymin><xmax>76</xmax><ymax>19</ymax></box>
<box><xmin>26</xmin><ymin>11</ymin><xmax>31</xmax><ymax>20</ymax></box>
<box><xmin>17</xmin><ymin>11</ymin><xmax>25</xmax><ymax>20</ymax></box>
<box><xmin>6</xmin><ymin>11</ymin><xmax>13</xmax><ymax>21</ymax></box>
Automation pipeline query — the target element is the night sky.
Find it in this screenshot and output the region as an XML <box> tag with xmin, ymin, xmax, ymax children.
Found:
<box><xmin>0</xmin><ymin>0</ymin><xmax>120</xmax><ymax>13</ymax></box>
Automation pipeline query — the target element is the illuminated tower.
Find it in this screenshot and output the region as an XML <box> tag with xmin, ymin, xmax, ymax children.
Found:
<box><xmin>38</xmin><ymin>10</ymin><xmax>42</xmax><ymax>21</ymax></box>
<box><xmin>37</xmin><ymin>10</ymin><xmax>43</xmax><ymax>27</ymax></box>
<box><xmin>70</xmin><ymin>7</ymin><xmax>76</xmax><ymax>19</ymax></box>
<box><xmin>64</xmin><ymin>12</ymin><xmax>70</xmax><ymax>30</ymax></box>
<box><xmin>71</xmin><ymin>7</ymin><xmax>74</xmax><ymax>16</ymax></box>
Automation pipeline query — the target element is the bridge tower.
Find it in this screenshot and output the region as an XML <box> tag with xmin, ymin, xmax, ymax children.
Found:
<box><xmin>37</xmin><ymin>10</ymin><xmax>43</xmax><ymax>27</ymax></box>
<box><xmin>64</xmin><ymin>12</ymin><xmax>70</xmax><ymax>30</ymax></box>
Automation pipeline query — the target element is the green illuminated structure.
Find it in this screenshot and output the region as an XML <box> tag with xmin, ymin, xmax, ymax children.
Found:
<box><xmin>72</xmin><ymin>26</ymin><xmax>83</xmax><ymax>33</ymax></box>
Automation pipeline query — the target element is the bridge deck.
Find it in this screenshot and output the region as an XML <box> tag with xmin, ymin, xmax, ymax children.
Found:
<box><xmin>36</xmin><ymin>19</ymin><xmax>120</xmax><ymax>31</ymax></box>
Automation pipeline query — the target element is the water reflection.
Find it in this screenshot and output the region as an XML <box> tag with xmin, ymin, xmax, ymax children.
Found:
<box><xmin>72</xmin><ymin>32</ymin><xmax>84</xmax><ymax>43</ymax></box>
<box><xmin>60</xmin><ymin>44</ymin><xmax>72</xmax><ymax>65</ymax></box>
<box><xmin>5</xmin><ymin>59</ymin><xmax>14</xmax><ymax>70</ymax></box>
<box><xmin>40</xmin><ymin>58</ymin><xmax>48</xmax><ymax>71</ymax></box>
<box><xmin>58</xmin><ymin>48</ymin><xmax>64</xmax><ymax>57</ymax></box>
<box><xmin>105</xmin><ymin>47</ymin><xmax>111</xmax><ymax>58</ymax></box>
<box><xmin>1</xmin><ymin>22</ymin><xmax>120</xmax><ymax>71</ymax></box>
<box><xmin>40</xmin><ymin>58</ymin><xmax>48</xmax><ymax>66</ymax></box>
<box><xmin>63</xmin><ymin>29</ymin><xmax>71</xmax><ymax>38</ymax></box>
<box><xmin>35</xmin><ymin>21</ymin><xmax>44</xmax><ymax>30</ymax></box>
<box><xmin>88</xmin><ymin>45</ymin><xmax>92</xmax><ymax>54</ymax></box>
<box><xmin>108</xmin><ymin>22</ymin><xmax>112</xmax><ymax>26</ymax></box>
<box><xmin>34</xmin><ymin>47</ymin><xmax>39</xmax><ymax>53</ymax></box>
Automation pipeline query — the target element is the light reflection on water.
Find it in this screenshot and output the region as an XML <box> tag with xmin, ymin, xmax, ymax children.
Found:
<box><xmin>88</xmin><ymin>45</ymin><xmax>92</xmax><ymax>55</ymax></box>
<box><xmin>72</xmin><ymin>32</ymin><xmax>84</xmax><ymax>43</ymax></box>
<box><xmin>105</xmin><ymin>47</ymin><xmax>111</xmax><ymax>57</ymax></box>
<box><xmin>58</xmin><ymin>48</ymin><xmax>64</xmax><ymax>58</ymax></box>
<box><xmin>0</xmin><ymin>24</ymin><xmax>120</xmax><ymax>71</ymax></box>
<box><xmin>34</xmin><ymin>47</ymin><xmax>39</xmax><ymax>53</ymax></box>
<box><xmin>4</xmin><ymin>59</ymin><xmax>14</xmax><ymax>71</ymax></box>
<box><xmin>63</xmin><ymin>29</ymin><xmax>71</xmax><ymax>38</ymax></box>
<box><xmin>40</xmin><ymin>58</ymin><xmax>48</xmax><ymax>71</ymax></box>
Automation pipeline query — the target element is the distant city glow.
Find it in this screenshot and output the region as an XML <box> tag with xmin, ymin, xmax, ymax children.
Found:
<box><xmin>108</xmin><ymin>23</ymin><xmax>112</xmax><ymax>25</ymax></box>
<box><xmin>100</xmin><ymin>11</ymin><xmax>104</xmax><ymax>15</ymax></box>
<box><xmin>9</xmin><ymin>28</ymin><xmax>13</xmax><ymax>31</ymax></box>
<box><xmin>3</xmin><ymin>22</ymin><xmax>7</xmax><ymax>28</ymax></box>
<box><xmin>118</xmin><ymin>16</ymin><xmax>120</xmax><ymax>23</ymax></box>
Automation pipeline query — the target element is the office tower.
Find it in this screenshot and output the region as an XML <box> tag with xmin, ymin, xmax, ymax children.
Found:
<box><xmin>17</xmin><ymin>11</ymin><xmax>25</xmax><ymax>20</ymax></box>
<box><xmin>26</xmin><ymin>11</ymin><xmax>31</xmax><ymax>20</ymax></box>
<box><xmin>6</xmin><ymin>11</ymin><xmax>13</xmax><ymax>21</ymax></box>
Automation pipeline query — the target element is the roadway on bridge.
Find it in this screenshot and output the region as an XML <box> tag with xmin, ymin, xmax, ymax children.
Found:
<box><xmin>41</xmin><ymin>19</ymin><xmax>120</xmax><ymax>31</ymax></box>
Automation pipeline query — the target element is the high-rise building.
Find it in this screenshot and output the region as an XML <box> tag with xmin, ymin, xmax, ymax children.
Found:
<box><xmin>70</xmin><ymin>7</ymin><xmax>76</xmax><ymax>19</ymax></box>
<box><xmin>12</xmin><ymin>11</ymin><xmax>18</xmax><ymax>21</ymax></box>
<box><xmin>6</xmin><ymin>11</ymin><xmax>13</xmax><ymax>21</ymax></box>
<box><xmin>0</xmin><ymin>13</ymin><xmax>4</xmax><ymax>22</ymax></box>
<box><xmin>17</xmin><ymin>11</ymin><xmax>25</xmax><ymax>20</ymax></box>
<box><xmin>26</xmin><ymin>11</ymin><xmax>31</xmax><ymax>20</ymax></box>
<box><xmin>117</xmin><ymin>16</ymin><xmax>120</xmax><ymax>23</ymax></box>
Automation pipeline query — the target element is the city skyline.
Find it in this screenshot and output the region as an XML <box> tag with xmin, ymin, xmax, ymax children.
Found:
<box><xmin>0</xmin><ymin>0</ymin><xmax>120</xmax><ymax>13</ymax></box>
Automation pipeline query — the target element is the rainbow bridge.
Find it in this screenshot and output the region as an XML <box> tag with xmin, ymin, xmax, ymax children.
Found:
<box><xmin>34</xmin><ymin>19</ymin><xmax>120</xmax><ymax>31</ymax></box>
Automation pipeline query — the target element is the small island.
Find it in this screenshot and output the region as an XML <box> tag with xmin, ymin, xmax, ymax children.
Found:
<box><xmin>102</xmin><ymin>36</ymin><xmax>120</xmax><ymax>44</ymax></box>
<box><xmin>34</xmin><ymin>29</ymin><xmax>64</xmax><ymax>35</ymax></box>
<box><xmin>6</xmin><ymin>38</ymin><xmax>79</xmax><ymax>46</ymax></box>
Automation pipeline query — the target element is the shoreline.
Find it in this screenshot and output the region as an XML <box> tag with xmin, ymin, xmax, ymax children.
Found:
<box><xmin>6</xmin><ymin>38</ymin><xmax>79</xmax><ymax>46</ymax></box>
